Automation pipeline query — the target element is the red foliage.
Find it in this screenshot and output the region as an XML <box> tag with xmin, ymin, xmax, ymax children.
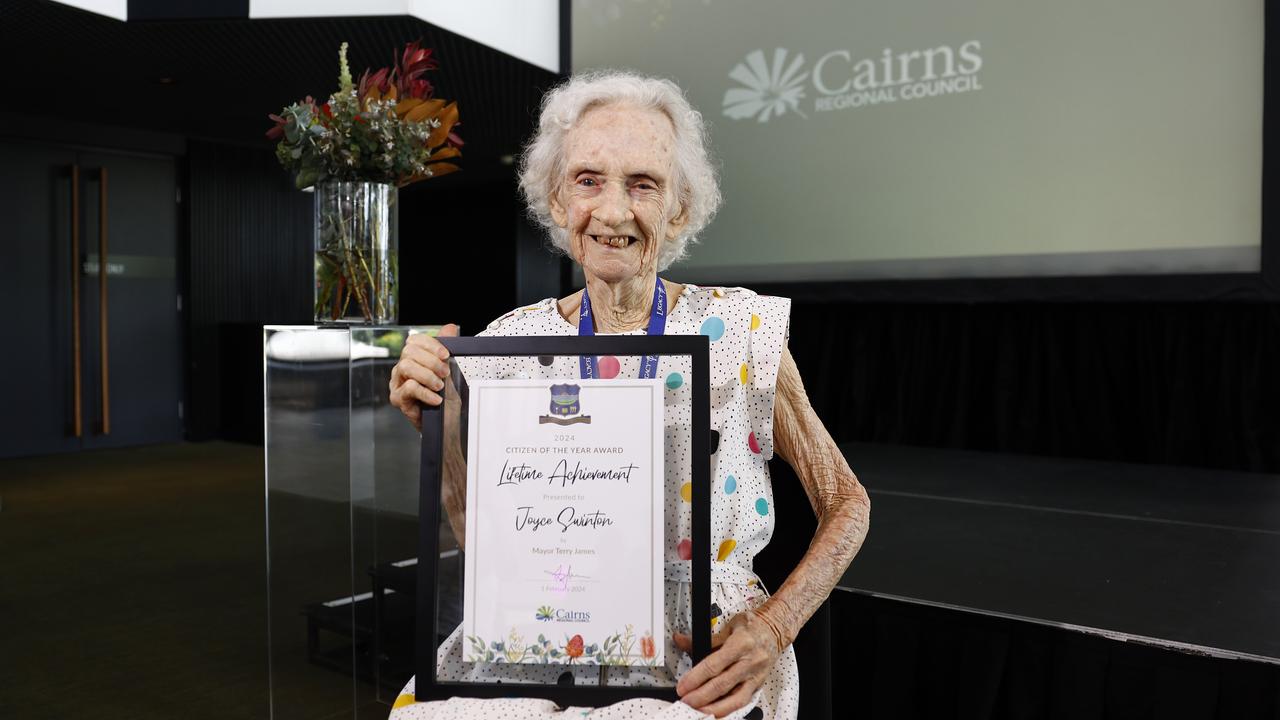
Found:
<box><xmin>265</xmin><ymin>113</ymin><xmax>286</xmax><ymax>140</ymax></box>
<box><xmin>396</xmin><ymin>40</ymin><xmax>438</xmax><ymax>99</ymax></box>
<box><xmin>358</xmin><ymin>67</ymin><xmax>393</xmax><ymax>100</ymax></box>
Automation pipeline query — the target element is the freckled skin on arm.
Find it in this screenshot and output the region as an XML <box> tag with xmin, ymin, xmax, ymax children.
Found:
<box><xmin>389</xmin><ymin>328</ymin><xmax>470</xmax><ymax>546</ymax></box>
<box><xmin>675</xmin><ymin>345</ymin><xmax>870</xmax><ymax>716</ymax></box>
<box><xmin>440</xmin><ymin>385</ymin><xmax>468</xmax><ymax>550</ymax></box>
<box><xmin>755</xmin><ymin>346</ymin><xmax>871</xmax><ymax>646</ymax></box>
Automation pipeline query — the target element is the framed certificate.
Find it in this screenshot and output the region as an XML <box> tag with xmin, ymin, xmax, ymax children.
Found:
<box><xmin>462</xmin><ymin>378</ymin><xmax>665</xmax><ymax>667</ymax></box>
<box><xmin>416</xmin><ymin>335</ymin><xmax>711</xmax><ymax>705</ymax></box>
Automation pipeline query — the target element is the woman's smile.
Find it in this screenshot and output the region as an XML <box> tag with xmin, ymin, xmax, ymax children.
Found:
<box><xmin>589</xmin><ymin>234</ymin><xmax>639</xmax><ymax>249</ymax></box>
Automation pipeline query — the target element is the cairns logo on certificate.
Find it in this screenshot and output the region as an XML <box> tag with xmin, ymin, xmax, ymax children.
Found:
<box><xmin>462</xmin><ymin>378</ymin><xmax>665</xmax><ymax>666</ymax></box>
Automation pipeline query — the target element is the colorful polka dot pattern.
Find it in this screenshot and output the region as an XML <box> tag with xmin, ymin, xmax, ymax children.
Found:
<box><xmin>699</xmin><ymin>316</ymin><xmax>725</xmax><ymax>341</ymax></box>
<box><xmin>597</xmin><ymin>355</ymin><xmax>620</xmax><ymax>379</ymax></box>
<box><xmin>676</xmin><ymin>538</ymin><xmax>692</xmax><ymax>560</ymax></box>
<box><xmin>717</xmin><ymin>538</ymin><xmax>737</xmax><ymax>561</ymax></box>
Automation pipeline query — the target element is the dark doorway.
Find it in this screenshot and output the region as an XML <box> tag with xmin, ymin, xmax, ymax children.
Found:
<box><xmin>0</xmin><ymin>140</ymin><xmax>183</xmax><ymax>457</ymax></box>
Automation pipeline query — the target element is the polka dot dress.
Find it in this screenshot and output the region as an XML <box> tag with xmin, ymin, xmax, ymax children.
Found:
<box><xmin>391</xmin><ymin>284</ymin><xmax>799</xmax><ymax>720</ymax></box>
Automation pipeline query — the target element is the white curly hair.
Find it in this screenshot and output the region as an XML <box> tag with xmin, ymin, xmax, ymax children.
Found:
<box><xmin>518</xmin><ymin>70</ymin><xmax>722</xmax><ymax>271</ymax></box>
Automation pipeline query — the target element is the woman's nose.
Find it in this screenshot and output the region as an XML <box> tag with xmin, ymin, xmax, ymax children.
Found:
<box><xmin>592</xmin><ymin>184</ymin><xmax>631</xmax><ymax>226</ymax></box>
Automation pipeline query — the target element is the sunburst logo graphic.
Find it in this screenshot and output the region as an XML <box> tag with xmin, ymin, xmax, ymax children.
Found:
<box><xmin>722</xmin><ymin>48</ymin><xmax>809</xmax><ymax>122</ymax></box>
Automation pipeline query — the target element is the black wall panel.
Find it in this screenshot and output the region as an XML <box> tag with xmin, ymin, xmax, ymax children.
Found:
<box><xmin>186</xmin><ymin>140</ymin><xmax>312</xmax><ymax>441</ymax></box>
<box><xmin>397</xmin><ymin>177</ymin><xmax>522</xmax><ymax>334</ymax></box>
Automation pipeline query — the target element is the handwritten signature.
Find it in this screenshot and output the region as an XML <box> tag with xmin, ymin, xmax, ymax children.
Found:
<box><xmin>544</xmin><ymin>564</ymin><xmax>591</xmax><ymax>592</ymax></box>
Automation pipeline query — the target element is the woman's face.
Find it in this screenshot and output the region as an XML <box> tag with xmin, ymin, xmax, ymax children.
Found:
<box><xmin>550</xmin><ymin>103</ymin><xmax>687</xmax><ymax>285</ymax></box>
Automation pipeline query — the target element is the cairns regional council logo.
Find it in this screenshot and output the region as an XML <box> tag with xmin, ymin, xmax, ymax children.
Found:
<box><xmin>536</xmin><ymin>604</ymin><xmax>591</xmax><ymax>623</ymax></box>
<box><xmin>538</xmin><ymin>383</ymin><xmax>592</xmax><ymax>426</ymax></box>
<box><xmin>723</xmin><ymin>41</ymin><xmax>984</xmax><ymax>123</ymax></box>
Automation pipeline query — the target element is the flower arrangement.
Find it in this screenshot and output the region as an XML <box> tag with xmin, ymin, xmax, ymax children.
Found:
<box><xmin>267</xmin><ymin>40</ymin><xmax>461</xmax><ymax>189</ymax></box>
<box><xmin>267</xmin><ymin>41</ymin><xmax>461</xmax><ymax>323</ymax></box>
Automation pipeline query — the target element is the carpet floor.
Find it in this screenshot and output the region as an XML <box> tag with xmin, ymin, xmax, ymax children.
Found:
<box><xmin>0</xmin><ymin>442</ymin><xmax>385</xmax><ymax>720</ymax></box>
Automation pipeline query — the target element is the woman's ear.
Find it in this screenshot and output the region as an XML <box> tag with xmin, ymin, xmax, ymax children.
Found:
<box><xmin>549</xmin><ymin>190</ymin><xmax>569</xmax><ymax>228</ymax></box>
<box><xmin>665</xmin><ymin>199</ymin><xmax>689</xmax><ymax>241</ymax></box>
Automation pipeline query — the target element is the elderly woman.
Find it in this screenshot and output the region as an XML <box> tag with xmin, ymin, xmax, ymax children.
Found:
<box><xmin>387</xmin><ymin>71</ymin><xmax>869</xmax><ymax>720</ymax></box>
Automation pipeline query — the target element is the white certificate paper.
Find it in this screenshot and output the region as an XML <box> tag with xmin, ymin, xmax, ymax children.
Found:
<box><xmin>462</xmin><ymin>378</ymin><xmax>665</xmax><ymax>666</ymax></box>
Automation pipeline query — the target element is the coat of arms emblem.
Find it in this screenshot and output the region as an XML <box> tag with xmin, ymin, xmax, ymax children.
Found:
<box><xmin>539</xmin><ymin>383</ymin><xmax>591</xmax><ymax>425</ymax></box>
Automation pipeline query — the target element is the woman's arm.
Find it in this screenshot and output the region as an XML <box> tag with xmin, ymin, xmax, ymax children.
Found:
<box><xmin>390</xmin><ymin>324</ymin><xmax>468</xmax><ymax>548</ymax></box>
<box><xmin>676</xmin><ymin>346</ymin><xmax>870</xmax><ymax>716</ymax></box>
<box><xmin>439</xmin><ymin>383</ymin><xmax>467</xmax><ymax>549</ymax></box>
<box><xmin>754</xmin><ymin>346</ymin><xmax>870</xmax><ymax>646</ymax></box>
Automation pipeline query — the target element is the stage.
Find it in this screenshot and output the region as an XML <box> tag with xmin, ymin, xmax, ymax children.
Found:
<box><xmin>822</xmin><ymin>443</ymin><xmax>1279</xmax><ymax>718</ymax></box>
<box><xmin>836</xmin><ymin>442</ymin><xmax>1279</xmax><ymax>663</ymax></box>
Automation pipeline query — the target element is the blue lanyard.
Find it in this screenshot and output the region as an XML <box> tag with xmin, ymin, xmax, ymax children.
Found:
<box><xmin>578</xmin><ymin>276</ymin><xmax>667</xmax><ymax>379</ymax></box>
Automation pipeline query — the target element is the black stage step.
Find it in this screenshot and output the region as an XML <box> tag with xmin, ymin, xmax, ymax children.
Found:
<box><xmin>834</xmin><ymin>443</ymin><xmax>1279</xmax><ymax>718</ymax></box>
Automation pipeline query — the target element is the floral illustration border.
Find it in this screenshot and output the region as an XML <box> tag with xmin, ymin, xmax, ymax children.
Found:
<box><xmin>464</xmin><ymin>624</ymin><xmax>660</xmax><ymax>666</ymax></box>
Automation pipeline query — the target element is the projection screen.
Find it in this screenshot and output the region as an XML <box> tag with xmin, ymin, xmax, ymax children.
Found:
<box><xmin>572</xmin><ymin>0</ymin><xmax>1264</xmax><ymax>282</ymax></box>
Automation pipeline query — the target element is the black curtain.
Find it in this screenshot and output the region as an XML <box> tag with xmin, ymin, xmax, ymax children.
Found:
<box><xmin>786</xmin><ymin>302</ymin><xmax>1280</xmax><ymax>473</ymax></box>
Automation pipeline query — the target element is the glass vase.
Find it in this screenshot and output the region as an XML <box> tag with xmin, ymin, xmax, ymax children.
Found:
<box><xmin>314</xmin><ymin>181</ymin><xmax>399</xmax><ymax>324</ymax></box>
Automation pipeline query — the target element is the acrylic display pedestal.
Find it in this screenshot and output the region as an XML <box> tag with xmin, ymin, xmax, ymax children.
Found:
<box><xmin>263</xmin><ymin>325</ymin><xmax>453</xmax><ymax>719</ymax></box>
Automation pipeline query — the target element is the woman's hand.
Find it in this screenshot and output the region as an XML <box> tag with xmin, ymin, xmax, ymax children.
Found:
<box><xmin>673</xmin><ymin>610</ymin><xmax>781</xmax><ymax>718</ymax></box>
<box><xmin>389</xmin><ymin>324</ymin><xmax>460</xmax><ymax>432</ymax></box>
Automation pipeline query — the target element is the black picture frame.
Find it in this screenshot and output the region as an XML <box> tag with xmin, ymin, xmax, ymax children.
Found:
<box><xmin>416</xmin><ymin>335</ymin><xmax>712</xmax><ymax>705</ymax></box>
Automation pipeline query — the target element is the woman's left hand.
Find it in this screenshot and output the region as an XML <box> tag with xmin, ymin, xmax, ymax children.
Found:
<box><xmin>673</xmin><ymin>611</ymin><xmax>781</xmax><ymax>718</ymax></box>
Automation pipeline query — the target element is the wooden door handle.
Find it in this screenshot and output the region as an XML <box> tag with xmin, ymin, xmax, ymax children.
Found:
<box><xmin>70</xmin><ymin>164</ymin><xmax>82</xmax><ymax>438</ymax></box>
<box><xmin>98</xmin><ymin>167</ymin><xmax>110</xmax><ymax>435</ymax></box>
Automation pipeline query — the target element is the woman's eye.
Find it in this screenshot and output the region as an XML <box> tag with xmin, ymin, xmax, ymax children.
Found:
<box><xmin>578</xmin><ymin>177</ymin><xmax>597</xmax><ymax>187</ymax></box>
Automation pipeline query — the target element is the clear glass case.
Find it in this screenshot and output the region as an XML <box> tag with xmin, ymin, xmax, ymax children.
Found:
<box><xmin>264</xmin><ymin>325</ymin><xmax>440</xmax><ymax>718</ymax></box>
